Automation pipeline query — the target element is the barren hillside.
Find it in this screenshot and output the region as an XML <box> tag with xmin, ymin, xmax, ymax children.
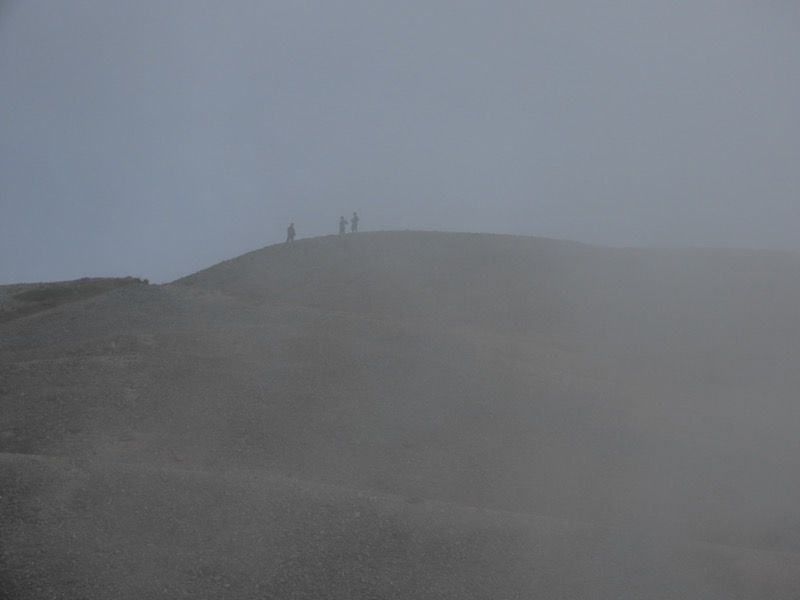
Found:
<box><xmin>2</xmin><ymin>232</ymin><xmax>800</xmax><ymax>598</ymax></box>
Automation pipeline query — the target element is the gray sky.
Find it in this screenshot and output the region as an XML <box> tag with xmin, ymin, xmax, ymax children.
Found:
<box><xmin>1</xmin><ymin>1</ymin><xmax>799</xmax><ymax>283</ymax></box>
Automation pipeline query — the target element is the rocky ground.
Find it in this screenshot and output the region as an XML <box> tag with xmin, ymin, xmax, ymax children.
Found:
<box><xmin>2</xmin><ymin>232</ymin><xmax>800</xmax><ymax>598</ymax></box>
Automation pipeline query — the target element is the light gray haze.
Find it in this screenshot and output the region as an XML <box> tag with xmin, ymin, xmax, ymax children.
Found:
<box><xmin>1</xmin><ymin>1</ymin><xmax>799</xmax><ymax>283</ymax></box>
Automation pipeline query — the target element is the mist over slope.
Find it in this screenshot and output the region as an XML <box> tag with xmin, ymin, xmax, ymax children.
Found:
<box><xmin>2</xmin><ymin>231</ymin><xmax>800</xmax><ymax>598</ymax></box>
<box><xmin>181</xmin><ymin>231</ymin><xmax>800</xmax><ymax>384</ymax></box>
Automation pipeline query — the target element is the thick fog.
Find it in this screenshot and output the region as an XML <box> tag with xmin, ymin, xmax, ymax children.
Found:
<box><xmin>1</xmin><ymin>1</ymin><xmax>799</xmax><ymax>284</ymax></box>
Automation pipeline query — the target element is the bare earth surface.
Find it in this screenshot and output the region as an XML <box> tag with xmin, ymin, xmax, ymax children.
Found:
<box><xmin>2</xmin><ymin>231</ymin><xmax>800</xmax><ymax>598</ymax></box>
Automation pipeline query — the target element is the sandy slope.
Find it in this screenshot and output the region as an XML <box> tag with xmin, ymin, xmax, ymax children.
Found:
<box><xmin>2</xmin><ymin>232</ymin><xmax>800</xmax><ymax>598</ymax></box>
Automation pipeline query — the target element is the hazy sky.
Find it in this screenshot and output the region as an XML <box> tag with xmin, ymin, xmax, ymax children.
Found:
<box><xmin>2</xmin><ymin>1</ymin><xmax>799</xmax><ymax>283</ymax></box>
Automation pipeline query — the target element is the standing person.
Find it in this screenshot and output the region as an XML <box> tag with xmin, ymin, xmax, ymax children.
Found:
<box><xmin>339</xmin><ymin>216</ymin><xmax>348</xmax><ymax>235</ymax></box>
<box><xmin>351</xmin><ymin>212</ymin><xmax>359</xmax><ymax>233</ymax></box>
<box><xmin>286</xmin><ymin>222</ymin><xmax>295</xmax><ymax>243</ymax></box>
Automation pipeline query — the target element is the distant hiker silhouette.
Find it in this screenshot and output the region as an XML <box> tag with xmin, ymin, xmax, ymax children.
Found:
<box><xmin>286</xmin><ymin>223</ymin><xmax>295</xmax><ymax>243</ymax></box>
<box><xmin>351</xmin><ymin>212</ymin><xmax>359</xmax><ymax>233</ymax></box>
<box><xmin>339</xmin><ymin>216</ymin><xmax>348</xmax><ymax>235</ymax></box>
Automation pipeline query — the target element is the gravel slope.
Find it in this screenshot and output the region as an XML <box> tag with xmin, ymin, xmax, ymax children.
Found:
<box><xmin>2</xmin><ymin>232</ymin><xmax>800</xmax><ymax>598</ymax></box>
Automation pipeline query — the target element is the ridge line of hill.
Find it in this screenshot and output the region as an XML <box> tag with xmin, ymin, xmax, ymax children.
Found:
<box><xmin>0</xmin><ymin>450</ymin><xmax>597</xmax><ymax>527</ymax></box>
<box><xmin>4</xmin><ymin>451</ymin><xmax>800</xmax><ymax>562</ymax></box>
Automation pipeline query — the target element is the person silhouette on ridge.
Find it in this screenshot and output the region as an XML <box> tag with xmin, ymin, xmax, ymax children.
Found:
<box><xmin>339</xmin><ymin>216</ymin><xmax>348</xmax><ymax>235</ymax></box>
<box><xmin>351</xmin><ymin>212</ymin><xmax>359</xmax><ymax>233</ymax></box>
<box><xmin>286</xmin><ymin>222</ymin><xmax>295</xmax><ymax>243</ymax></box>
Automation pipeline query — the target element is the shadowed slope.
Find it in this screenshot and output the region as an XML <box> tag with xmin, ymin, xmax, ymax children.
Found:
<box><xmin>2</xmin><ymin>232</ymin><xmax>800</xmax><ymax>598</ymax></box>
<box><xmin>0</xmin><ymin>277</ymin><xmax>147</xmax><ymax>324</ymax></box>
